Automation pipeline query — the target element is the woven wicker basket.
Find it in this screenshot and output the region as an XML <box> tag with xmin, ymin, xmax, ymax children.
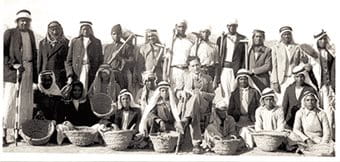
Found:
<box><xmin>90</xmin><ymin>93</ymin><xmax>115</xmax><ymax>118</ymax></box>
<box><xmin>64</xmin><ymin>126</ymin><xmax>97</xmax><ymax>146</ymax></box>
<box><xmin>213</xmin><ymin>136</ymin><xmax>241</xmax><ymax>155</ymax></box>
<box><xmin>252</xmin><ymin>131</ymin><xmax>288</xmax><ymax>152</ymax></box>
<box><xmin>149</xmin><ymin>131</ymin><xmax>179</xmax><ymax>153</ymax></box>
<box><xmin>20</xmin><ymin>119</ymin><xmax>55</xmax><ymax>146</ymax></box>
<box><xmin>100</xmin><ymin>129</ymin><xmax>134</xmax><ymax>150</ymax></box>
<box><xmin>302</xmin><ymin>143</ymin><xmax>335</xmax><ymax>156</ymax></box>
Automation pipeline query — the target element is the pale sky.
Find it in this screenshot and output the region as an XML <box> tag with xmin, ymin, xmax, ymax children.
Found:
<box><xmin>1</xmin><ymin>0</ymin><xmax>339</xmax><ymax>45</ymax></box>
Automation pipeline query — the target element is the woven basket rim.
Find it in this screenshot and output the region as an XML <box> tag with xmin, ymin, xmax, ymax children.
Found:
<box><xmin>102</xmin><ymin>129</ymin><xmax>134</xmax><ymax>134</ymax></box>
<box><xmin>149</xmin><ymin>131</ymin><xmax>180</xmax><ymax>137</ymax></box>
<box><xmin>21</xmin><ymin>120</ymin><xmax>55</xmax><ymax>141</ymax></box>
<box><xmin>90</xmin><ymin>93</ymin><xmax>114</xmax><ymax>117</ymax></box>
<box><xmin>251</xmin><ymin>131</ymin><xmax>288</xmax><ymax>137</ymax></box>
<box><xmin>64</xmin><ymin>127</ymin><xmax>97</xmax><ymax>134</ymax></box>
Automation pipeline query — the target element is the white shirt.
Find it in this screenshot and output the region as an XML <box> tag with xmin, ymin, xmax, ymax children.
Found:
<box><xmin>225</xmin><ymin>34</ymin><xmax>236</xmax><ymax>62</ymax></box>
<box><xmin>190</xmin><ymin>41</ymin><xmax>218</xmax><ymax>66</ymax></box>
<box><xmin>240</xmin><ymin>87</ymin><xmax>249</xmax><ymax>115</ymax></box>
<box><xmin>122</xmin><ymin>111</ymin><xmax>129</xmax><ymax>130</ymax></box>
<box><xmin>284</xmin><ymin>44</ymin><xmax>294</xmax><ymax>76</ymax></box>
<box><xmin>72</xmin><ymin>100</ymin><xmax>80</xmax><ymax>111</ymax></box>
<box><xmin>171</xmin><ymin>37</ymin><xmax>193</xmax><ymax>66</ymax></box>
<box><xmin>83</xmin><ymin>37</ymin><xmax>90</xmax><ymax>63</ymax></box>
<box><xmin>295</xmin><ymin>86</ymin><xmax>303</xmax><ymax>100</ymax></box>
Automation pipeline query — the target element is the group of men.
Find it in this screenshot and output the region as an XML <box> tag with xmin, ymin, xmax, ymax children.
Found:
<box><xmin>3</xmin><ymin>9</ymin><xmax>335</xmax><ymax>154</ymax></box>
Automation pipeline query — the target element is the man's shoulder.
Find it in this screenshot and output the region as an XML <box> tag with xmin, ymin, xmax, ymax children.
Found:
<box><xmin>201</xmin><ymin>73</ymin><xmax>213</xmax><ymax>81</ymax></box>
<box><xmin>237</xmin><ymin>33</ymin><xmax>246</xmax><ymax>39</ymax></box>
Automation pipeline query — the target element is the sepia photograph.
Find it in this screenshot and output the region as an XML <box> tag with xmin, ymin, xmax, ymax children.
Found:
<box><xmin>1</xmin><ymin>0</ymin><xmax>339</xmax><ymax>161</ymax></box>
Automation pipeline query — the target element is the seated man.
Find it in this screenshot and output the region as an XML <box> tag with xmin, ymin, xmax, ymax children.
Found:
<box><xmin>202</xmin><ymin>106</ymin><xmax>237</xmax><ymax>151</ymax></box>
<box><xmin>88</xmin><ymin>64</ymin><xmax>121</xmax><ymax>103</ymax></box>
<box><xmin>139</xmin><ymin>81</ymin><xmax>183</xmax><ymax>135</ymax></box>
<box><xmin>255</xmin><ymin>88</ymin><xmax>286</xmax><ymax>132</ymax></box>
<box><xmin>292</xmin><ymin>91</ymin><xmax>331</xmax><ymax>145</ymax></box>
<box><xmin>175</xmin><ymin>56</ymin><xmax>215</xmax><ymax>154</ymax></box>
<box><xmin>282</xmin><ymin>65</ymin><xmax>317</xmax><ymax>129</ymax></box>
<box><xmin>33</xmin><ymin>70</ymin><xmax>64</xmax><ymax>124</ymax></box>
<box><xmin>135</xmin><ymin>71</ymin><xmax>157</xmax><ymax>112</ymax></box>
<box><xmin>227</xmin><ymin>69</ymin><xmax>261</xmax><ymax>148</ymax></box>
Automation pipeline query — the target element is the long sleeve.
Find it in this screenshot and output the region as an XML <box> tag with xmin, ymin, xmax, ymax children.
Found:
<box><xmin>293</xmin><ymin>110</ymin><xmax>309</xmax><ymax>141</ymax></box>
<box><xmin>270</xmin><ymin>47</ymin><xmax>278</xmax><ymax>84</ymax></box>
<box><xmin>255</xmin><ymin>108</ymin><xmax>263</xmax><ymax>131</ymax></box>
<box><xmin>65</xmin><ymin>39</ymin><xmax>75</xmax><ymax>78</ymax></box>
<box><xmin>282</xmin><ymin>88</ymin><xmax>290</xmax><ymax>119</ymax></box>
<box><xmin>276</xmin><ymin>108</ymin><xmax>286</xmax><ymax>131</ymax></box>
<box><xmin>253</xmin><ymin>48</ymin><xmax>272</xmax><ymax>75</ymax></box>
<box><xmin>320</xmin><ymin>112</ymin><xmax>331</xmax><ymax>143</ymax></box>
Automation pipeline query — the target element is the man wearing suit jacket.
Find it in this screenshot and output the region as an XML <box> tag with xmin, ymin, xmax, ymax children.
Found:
<box><xmin>65</xmin><ymin>21</ymin><xmax>103</xmax><ymax>96</ymax></box>
<box><xmin>248</xmin><ymin>29</ymin><xmax>272</xmax><ymax>91</ymax></box>
<box><xmin>282</xmin><ymin>65</ymin><xmax>317</xmax><ymax>129</ymax></box>
<box><xmin>216</xmin><ymin>18</ymin><xmax>246</xmax><ymax>102</ymax></box>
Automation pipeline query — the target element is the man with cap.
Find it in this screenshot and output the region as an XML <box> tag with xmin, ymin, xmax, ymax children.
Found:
<box><xmin>38</xmin><ymin>21</ymin><xmax>69</xmax><ymax>88</ymax></box>
<box><xmin>189</xmin><ymin>26</ymin><xmax>219</xmax><ymax>81</ymax></box>
<box><xmin>3</xmin><ymin>9</ymin><xmax>38</xmax><ymax>144</ymax></box>
<box><xmin>65</xmin><ymin>21</ymin><xmax>103</xmax><ymax>97</ymax></box>
<box><xmin>271</xmin><ymin>26</ymin><xmax>307</xmax><ymax>103</ymax></box>
<box><xmin>135</xmin><ymin>71</ymin><xmax>157</xmax><ymax>112</ymax></box>
<box><xmin>104</xmin><ymin>24</ymin><xmax>134</xmax><ymax>90</ymax></box>
<box><xmin>139</xmin><ymin>81</ymin><xmax>183</xmax><ymax>135</ymax></box>
<box><xmin>215</xmin><ymin>18</ymin><xmax>247</xmax><ymax>104</ymax></box>
<box><xmin>248</xmin><ymin>29</ymin><xmax>272</xmax><ymax>91</ymax></box>
<box><xmin>166</xmin><ymin>20</ymin><xmax>194</xmax><ymax>88</ymax></box>
<box><xmin>139</xmin><ymin>29</ymin><xmax>165</xmax><ymax>82</ymax></box>
<box><xmin>282</xmin><ymin>65</ymin><xmax>317</xmax><ymax>129</ymax></box>
<box><xmin>255</xmin><ymin>88</ymin><xmax>286</xmax><ymax>132</ymax></box>
<box><xmin>175</xmin><ymin>56</ymin><xmax>214</xmax><ymax>154</ymax></box>
<box><xmin>308</xmin><ymin>30</ymin><xmax>335</xmax><ymax>140</ymax></box>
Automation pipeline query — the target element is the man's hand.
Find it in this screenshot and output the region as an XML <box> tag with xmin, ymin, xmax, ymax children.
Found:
<box><xmin>67</xmin><ymin>77</ymin><xmax>73</xmax><ymax>85</ymax></box>
<box><xmin>306</xmin><ymin>139</ymin><xmax>315</xmax><ymax>146</ymax></box>
<box><xmin>13</xmin><ymin>64</ymin><xmax>25</xmax><ymax>73</ymax></box>
<box><xmin>174</xmin><ymin>121</ymin><xmax>184</xmax><ymax>134</ymax></box>
<box><xmin>159</xmin><ymin>120</ymin><xmax>166</xmax><ymax>132</ymax></box>
<box><xmin>272</xmin><ymin>83</ymin><xmax>281</xmax><ymax>93</ymax></box>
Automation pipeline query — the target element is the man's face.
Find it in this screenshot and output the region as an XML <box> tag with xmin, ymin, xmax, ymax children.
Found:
<box><xmin>160</xmin><ymin>87</ymin><xmax>169</xmax><ymax>99</ymax></box>
<box><xmin>304</xmin><ymin>95</ymin><xmax>317</xmax><ymax>110</ymax></box>
<box><xmin>111</xmin><ymin>32</ymin><xmax>120</xmax><ymax>42</ymax></box>
<box><xmin>81</xmin><ymin>25</ymin><xmax>91</xmax><ymax>37</ymax></box>
<box><xmin>281</xmin><ymin>31</ymin><xmax>293</xmax><ymax>44</ymax></box>
<box><xmin>188</xmin><ymin>59</ymin><xmax>201</xmax><ymax>74</ymax></box>
<box><xmin>17</xmin><ymin>18</ymin><xmax>31</xmax><ymax>31</ymax></box>
<box><xmin>145</xmin><ymin>78</ymin><xmax>156</xmax><ymax>89</ymax></box>
<box><xmin>200</xmin><ymin>30</ymin><xmax>210</xmax><ymax>41</ymax></box>
<box><xmin>317</xmin><ymin>36</ymin><xmax>328</xmax><ymax>49</ymax></box>
<box><xmin>41</xmin><ymin>75</ymin><xmax>53</xmax><ymax>89</ymax></box>
<box><xmin>147</xmin><ymin>33</ymin><xmax>157</xmax><ymax>44</ymax></box>
<box><xmin>121</xmin><ymin>94</ymin><xmax>131</xmax><ymax>108</ymax></box>
<box><xmin>100</xmin><ymin>70</ymin><xmax>110</xmax><ymax>82</ymax></box>
<box><xmin>238</xmin><ymin>76</ymin><xmax>249</xmax><ymax>88</ymax></box>
<box><xmin>253</xmin><ymin>32</ymin><xmax>264</xmax><ymax>45</ymax></box>
<box><xmin>227</xmin><ymin>24</ymin><xmax>238</xmax><ymax>34</ymax></box>
<box><xmin>176</xmin><ymin>23</ymin><xmax>186</xmax><ymax>36</ymax></box>
<box><xmin>215</xmin><ymin>109</ymin><xmax>226</xmax><ymax>120</ymax></box>
<box><xmin>72</xmin><ymin>85</ymin><xmax>83</xmax><ymax>100</ymax></box>
<box><xmin>263</xmin><ymin>96</ymin><xmax>275</xmax><ymax>109</ymax></box>
<box><xmin>294</xmin><ymin>74</ymin><xmax>305</xmax><ymax>86</ymax></box>
<box><xmin>48</xmin><ymin>25</ymin><xmax>61</xmax><ymax>38</ymax></box>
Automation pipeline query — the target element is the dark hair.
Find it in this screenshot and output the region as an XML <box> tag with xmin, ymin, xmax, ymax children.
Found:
<box><xmin>72</xmin><ymin>80</ymin><xmax>84</xmax><ymax>91</ymax></box>
<box><xmin>186</xmin><ymin>56</ymin><xmax>201</xmax><ymax>65</ymax></box>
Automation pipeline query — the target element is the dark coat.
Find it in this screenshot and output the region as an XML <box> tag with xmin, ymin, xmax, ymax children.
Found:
<box><xmin>3</xmin><ymin>28</ymin><xmax>38</xmax><ymax>83</ymax></box>
<box><xmin>63</xmin><ymin>99</ymin><xmax>99</xmax><ymax>126</ymax></box>
<box><xmin>228</xmin><ymin>87</ymin><xmax>261</xmax><ymax>122</ymax></box>
<box><xmin>248</xmin><ymin>45</ymin><xmax>272</xmax><ymax>91</ymax></box>
<box><xmin>282</xmin><ymin>82</ymin><xmax>317</xmax><ymax>128</ymax></box>
<box><xmin>216</xmin><ymin>33</ymin><xmax>246</xmax><ymax>82</ymax></box>
<box><xmin>33</xmin><ymin>90</ymin><xmax>64</xmax><ymax>124</ymax></box>
<box><xmin>38</xmin><ymin>38</ymin><xmax>69</xmax><ymax>88</ymax></box>
<box><xmin>103</xmin><ymin>107</ymin><xmax>141</xmax><ymax>132</ymax></box>
<box><xmin>65</xmin><ymin>36</ymin><xmax>103</xmax><ymax>89</ymax></box>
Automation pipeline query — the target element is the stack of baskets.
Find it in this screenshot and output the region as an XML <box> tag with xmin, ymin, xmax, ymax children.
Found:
<box><xmin>20</xmin><ymin>119</ymin><xmax>55</xmax><ymax>146</ymax></box>
<box><xmin>100</xmin><ymin>129</ymin><xmax>134</xmax><ymax>151</ymax></box>
<box><xmin>252</xmin><ymin>131</ymin><xmax>288</xmax><ymax>152</ymax></box>
<box><xmin>149</xmin><ymin>131</ymin><xmax>179</xmax><ymax>153</ymax></box>
<box><xmin>64</xmin><ymin>126</ymin><xmax>97</xmax><ymax>146</ymax></box>
<box><xmin>213</xmin><ymin>136</ymin><xmax>241</xmax><ymax>155</ymax></box>
<box><xmin>90</xmin><ymin>93</ymin><xmax>115</xmax><ymax>118</ymax></box>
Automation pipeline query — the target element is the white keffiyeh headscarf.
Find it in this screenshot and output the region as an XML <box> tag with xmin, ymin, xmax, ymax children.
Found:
<box><xmin>38</xmin><ymin>70</ymin><xmax>61</xmax><ymax>96</ymax></box>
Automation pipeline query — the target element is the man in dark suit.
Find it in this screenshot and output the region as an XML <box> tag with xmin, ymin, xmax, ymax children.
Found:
<box><xmin>65</xmin><ymin>21</ymin><xmax>103</xmax><ymax>96</ymax></box>
<box><xmin>215</xmin><ymin>18</ymin><xmax>247</xmax><ymax>102</ymax></box>
<box><xmin>248</xmin><ymin>29</ymin><xmax>272</xmax><ymax>91</ymax></box>
<box><xmin>282</xmin><ymin>65</ymin><xmax>317</xmax><ymax>128</ymax></box>
<box><xmin>3</xmin><ymin>9</ymin><xmax>38</xmax><ymax>144</ymax></box>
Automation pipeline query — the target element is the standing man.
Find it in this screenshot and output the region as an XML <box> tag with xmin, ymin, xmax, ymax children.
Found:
<box><xmin>3</xmin><ymin>9</ymin><xmax>38</xmax><ymax>144</ymax></box>
<box><xmin>139</xmin><ymin>29</ymin><xmax>165</xmax><ymax>82</ymax></box>
<box><xmin>248</xmin><ymin>29</ymin><xmax>272</xmax><ymax>91</ymax></box>
<box><xmin>66</xmin><ymin>21</ymin><xmax>103</xmax><ymax>97</ymax></box>
<box><xmin>189</xmin><ymin>26</ymin><xmax>219</xmax><ymax>80</ymax></box>
<box><xmin>175</xmin><ymin>56</ymin><xmax>215</xmax><ymax>154</ymax></box>
<box><xmin>104</xmin><ymin>24</ymin><xmax>134</xmax><ymax>90</ymax></box>
<box><xmin>167</xmin><ymin>20</ymin><xmax>193</xmax><ymax>87</ymax></box>
<box><xmin>216</xmin><ymin>18</ymin><xmax>247</xmax><ymax>104</ymax></box>
<box><xmin>271</xmin><ymin>26</ymin><xmax>306</xmax><ymax>103</ymax></box>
